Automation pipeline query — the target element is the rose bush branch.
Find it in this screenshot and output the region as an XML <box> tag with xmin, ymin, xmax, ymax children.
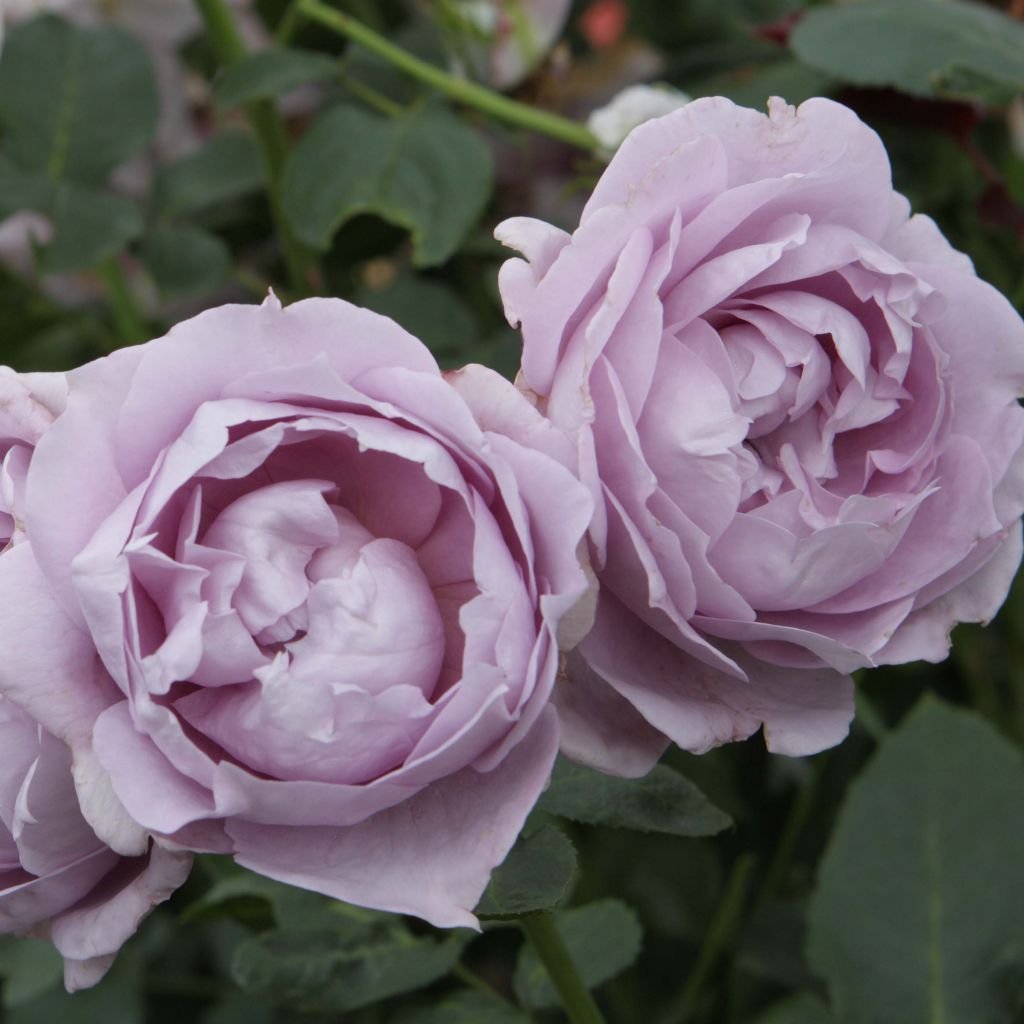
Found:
<box><xmin>194</xmin><ymin>0</ymin><xmax>319</xmax><ymax>295</ymax></box>
<box><xmin>295</xmin><ymin>0</ymin><xmax>600</xmax><ymax>151</ymax></box>
<box><xmin>96</xmin><ymin>256</ymin><xmax>148</xmax><ymax>349</ymax></box>
<box><xmin>519</xmin><ymin>912</ymin><xmax>608</xmax><ymax>1024</ymax></box>
<box><xmin>664</xmin><ymin>854</ymin><xmax>756</xmax><ymax>1024</ymax></box>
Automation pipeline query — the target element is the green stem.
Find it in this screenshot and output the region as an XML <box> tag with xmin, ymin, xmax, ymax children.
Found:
<box><xmin>194</xmin><ymin>0</ymin><xmax>317</xmax><ymax>295</ymax></box>
<box><xmin>519</xmin><ymin>913</ymin><xmax>607</xmax><ymax>1024</ymax></box>
<box><xmin>274</xmin><ymin>0</ymin><xmax>302</xmax><ymax>44</ymax></box>
<box><xmin>296</xmin><ymin>0</ymin><xmax>599</xmax><ymax>151</ymax></box>
<box><xmin>96</xmin><ymin>257</ymin><xmax>148</xmax><ymax>347</ymax></box>
<box><xmin>341</xmin><ymin>72</ymin><xmax>404</xmax><ymax>117</ymax></box>
<box><xmin>758</xmin><ymin>760</ymin><xmax>824</xmax><ymax>907</ymax></box>
<box><xmin>663</xmin><ymin>853</ymin><xmax>756</xmax><ymax>1024</ymax></box>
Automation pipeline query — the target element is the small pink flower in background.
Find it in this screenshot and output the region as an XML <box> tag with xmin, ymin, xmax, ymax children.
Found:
<box><xmin>579</xmin><ymin>0</ymin><xmax>628</xmax><ymax>51</ymax></box>
<box><xmin>0</xmin><ymin>296</ymin><xmax>591</xmax><ymax>929</ymax></box>
<box><xmin>587</xmin><ymin>84</ymin><xmax>691</xmax><ymax>153</ymax></box>
<box><xmin>497</xmin><ymin>96</ymin><xmax>1024</xmax><ymax>775</ymax></box>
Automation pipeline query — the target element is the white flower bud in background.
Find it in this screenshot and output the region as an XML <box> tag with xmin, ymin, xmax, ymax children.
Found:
<box><xmin>587</xmin><ymin>83</ymin><xmax>692</xmax><ymax>153</ymax></box>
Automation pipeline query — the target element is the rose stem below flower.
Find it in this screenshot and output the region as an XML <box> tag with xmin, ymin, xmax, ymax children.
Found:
<box><xmin>662</xmin><ymin>852</ymin><xmax>756</xmax><ymax>1024</ymax></box>
<box><xmin>757</xmin><ymin>756</ymin><xmax>827</xmax><ymax>907</ymax></box>
<box><xmin>193</xmin><ymin>0</ymin><xmax>319</xmax><ymax>296</ymax></box>
<box><xmin>295</xmin><ymin>0</ymin><xmax>601</xmax><ymax>152</ymax></box>
<box><xmin>96</xmin><ymin>256</ymin><xmax>149</xmax><ymax>348</ymax></box>
<box><xmin>518</xmin><ymin>912</ymin><xmax>608</xmax><ymax>1024</ymax></box>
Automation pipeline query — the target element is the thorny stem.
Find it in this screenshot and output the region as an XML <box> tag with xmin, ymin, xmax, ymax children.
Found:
<box><xmin>519</xmin><ymin>912</ymin><xmax>607</xmax><ymax>1024</ymax></box>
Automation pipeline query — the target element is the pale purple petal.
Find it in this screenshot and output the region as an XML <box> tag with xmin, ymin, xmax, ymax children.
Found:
<box><xmin>227</xmin><ymin>709</ymin><xmax>560</xmax><ymax>927</ymax></box>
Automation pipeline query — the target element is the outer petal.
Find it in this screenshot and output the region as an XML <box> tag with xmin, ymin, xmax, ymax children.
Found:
<box><xmin>113</xmin><ymin>296</ymin><xmax>439</xmax><ymax>487</ymax></box>
<box><xmin>0</xmin><ymin>544</ymin><xmax>146</xmax><ymax>856</ymax></box>
<box><xmin>25</xmin><ymin>345</ymin><xmax>143</xmax><ymax>618</ymax></box>
<box><xmin>877</xmin><ymin>522</ymin><xmax>1024</xmax><ymax>664</ymax></box>
<box><xmin>582</xmin><ymin>97</ymin><xmax>893</xmax><ymax>239</ymax></box>
<box><xmin>50</xmin><ymin>845</ymin><xmax>192</xmax><ymax>971</ymax></box>
<box><xmin>555</xmin><ymin>651</ymin><xmax>669</xmax><ymax>777</ymax></box>
<box><xmin>226</xmin><ymin>709</ymin><xmax>560</xmax><ymax>928</ymax></box>
<box><xmin>581</xmin><ymin>595</ymin><xmax>854</xmax><ymax>756</ymax></box>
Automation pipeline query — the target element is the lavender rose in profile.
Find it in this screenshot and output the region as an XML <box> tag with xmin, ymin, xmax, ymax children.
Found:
<box><xmin>0</xmin><ymin>696</ymin><xmax>191</xmax><ymax>991</ymax></box>
<box><xmin>497</xmin><ymin>96</ymin><xmax>1024</xmax><ymax>774</ymax></box>
<box><xmin>0</xmin><ymin>296</ymin><xmax>591</xmax><ymax>927</ymax></box>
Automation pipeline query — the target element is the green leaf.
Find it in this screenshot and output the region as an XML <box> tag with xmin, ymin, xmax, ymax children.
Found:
<box><xmin>539</xmin><ymin>758</ymin><xmax>732</xmax><ymax>837</ymax></box>
<box><xmin>43</xmin><ymin>184</ymin><xmax>143</xmax><ymax>274</ymax></box>
<box><xmin>754</xmin><ymin>993</ymin><xmax>834</xmax><ymax>1024</ymax></box>
<box><xmin>693</xmin><ymin>59</ymin><xmax>835</xmax><ymax>109</ymax></box>
<box><xmin>790</xmin><ymin>0</ymin><xmax>1024</xmax><ymax>103</ymax></box>
<box><xmin>0</xmin><ymin>937</ymin><xmax>63</xmax><ymax>1008</ymax></box>
<box><xmin>282</xmin><ymin>102</ymin><xmax>493</xmax><ymax>266</ymax></box>
<box><xmin>201</xmin><ymin>993</ymin><xmax>276</xmax><ymax>1024</ymax></box>
<box><xmin>184</xmin><ymin>865</ymin><xmax>342</xmax><ymax>930</ymax></box>
<box><xmin>0</xmin><ymin>162</ymin><xmax>143</xmax><ymax>274</ymax></box>
<box><xmin>153</xmin><ymin>133</ymin><xmax>263</xmax><ymax>219</ymax></box>
<box><xmin>0</xmin><ymin>161</ymin><xmax>51</xmax><ymax>220</ymax></box>
<box><xmin>393</xmin><ymin>991</ymin><xmax>530</xmax><ymax>1024</ymax></box>
<box><xmin>514</xmin><ymin>900</ymin><xmax>642</xmax><ymax>1009</ymax></box>
<box><xmin>214</xmin><ymin>48</ymin><xmax>340</xmax><ymax>111</ymax></box>
<box><xmin>3</xmin><ymin>943</ymin><xmax>143</xmax><ymax>1024</ymax></box>
<box><xmin>739</xmin><ymin>901</ymin><xmax>816</xmax><ymax>991</ymax></box>
<box><xmin>807</xmin><ymin>697</ymin><xmax>1024</xmax><ymax>1024</ymax></box>
<box><xmin>140</xmin><ymin>225</ymin><xmax>230</xmax><ymax>299</ymax></box>
<box><xmin>231</xmin><ymin>923</ymin><xmax>468</xmax><ymax>1013</ymax></box>
<box><xmin>0</xmin><ymin>16</ymin><xmax>157</xmax><ymax>184</ymax></box>
<box><xmin>355</xmin><ymin>272</ymin><xmax>478</xmax><ymax>367</ymax></box>
<box><xmin>476</xmin><ymin>825</ymin><xmax>577</xmax><ymax>919</ymax></box>
<box><xmin>0</xmin><ymin>265</ymin><xmax>108</xmax><ymax>369</ymax></box>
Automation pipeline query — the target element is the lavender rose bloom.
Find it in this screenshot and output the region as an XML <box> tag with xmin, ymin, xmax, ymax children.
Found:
<box><xmin>0</xmin><ymin>696</ymin><xmax>190</xmax><ymax>991</ymax></box>
<box><xmin>497</xmin><ymin>97</ymin><xmax>1024</xmax><ymax>773</ymax></box>
<box><xmin>0</xmin><ymin>296</ymin><xmax>591</xmax><ymax>927</ymax></box>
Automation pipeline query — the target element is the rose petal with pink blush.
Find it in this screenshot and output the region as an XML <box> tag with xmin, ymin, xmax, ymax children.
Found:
<box><xmin>227</xmin><ymin>709</ymin><xmax>559</xmax><ymax>929</ymax></box>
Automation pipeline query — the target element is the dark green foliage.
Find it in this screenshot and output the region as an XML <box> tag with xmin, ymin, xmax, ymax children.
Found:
<box><xmin>476</xmin><ymin>825</ymin><xmax>578</xmax><ymax>918</ymax></box>
<box><xmin>231</xmin><ymin>920</ymin><xmax>468</xmax><ymax>1012</ymax></box>
<box><xmin>808</xmin><ymin>700</ymin><xmax>1024</xmax><ymax>1024</ymax></box>
<box><xmin>392</xmin><ymin>990</ymin><xmax>530</xmax><ymax>1023</ymax></box>
<box><xmin>0</xmin><ymin>16</ymin><xmax>158</xmax><ymax>184</ymax></box>
<box><xmin>540</xmin><ymin>757</ymin><xmax>733</xmax><ymax>837</ymax></box>
<box><xmin>152</xmin><ymin>134</ymin><xmax>264</xmax><ymax>220</ymax></box>
<box><xmin>282</xmin><ymin>102</ymin><xmax>494</xmax><ymax>266</ymax></box>
<box><xmin>140</xmin><ymin>226</ymin><xmax>231</xmax><ymax>299</ymax></box>
<box><xmin>791</xmin><ymin>0</ymin><xmax>1024</xmax><ymax>103</ymax></box>
<box><xmin>213</xmin><ymin>49</ymin><xmax>341</xmax><ymax>110</ymax></box>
